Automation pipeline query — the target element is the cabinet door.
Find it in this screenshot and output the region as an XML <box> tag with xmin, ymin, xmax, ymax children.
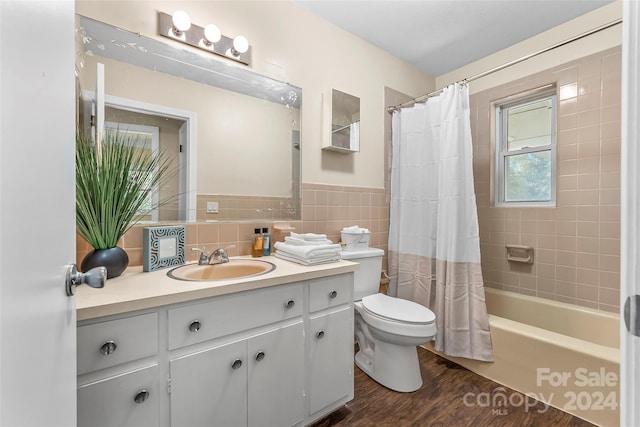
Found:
<box><xmin>309</xmin><ymin>307</ymin><xmax>354</xmax><ymax>415</ymax></box>
<box><xmin>77</xmin><ymin>365</ymin><xmax>159</xmax><ymax>427</ymax></box>
<box><xmin>170</xmin><ymin>340</ymin><xmax>247</xmax><ymax>427</ymax></box>
<box><xmin>248</xmin><ymin>321</ymin><xmax>304</xmax><ymax>427</ymax></box>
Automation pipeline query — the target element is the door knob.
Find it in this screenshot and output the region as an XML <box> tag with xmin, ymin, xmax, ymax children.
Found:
<box><xmin>65</xmin><ymin>264</ymin><xmax>106</xmax><ymax>296</ymax></box>
<box><xmin>134</xmin><ymin>389</ymin><xmax>150</xmax><ymax>404</ymax></box>
<box><xmin>624</xmin><ymin>295</ymin><xmax>640</xmax><ymax>337</ymax></box>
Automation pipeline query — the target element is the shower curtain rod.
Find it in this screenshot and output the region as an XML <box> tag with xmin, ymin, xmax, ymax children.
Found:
<box><xmin>387</xmin><ymin>18</ymin><xmax>622</xmax><ymax>114</ymax></box>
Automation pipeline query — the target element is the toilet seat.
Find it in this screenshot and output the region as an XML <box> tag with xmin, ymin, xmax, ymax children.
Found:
<box><xmin>362</xmin><ymin>293</ymin><xmax>435</xmax><ymax>325</ymax></box>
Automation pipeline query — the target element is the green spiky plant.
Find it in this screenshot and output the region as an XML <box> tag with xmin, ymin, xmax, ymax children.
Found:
<box><xmin>76</xmin><ymin>129</ymin><xmax>175</xmax><ymax>250</ymax></box>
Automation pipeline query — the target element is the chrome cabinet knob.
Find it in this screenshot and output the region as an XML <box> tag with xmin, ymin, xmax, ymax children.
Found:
<box><xmin>284</xmin><ymin>299</ymin><xmax>295</xmax><ymax>309</ymax></box>
<box><xmin>134</xmin><ymin>389</ymin><xmax>150</xmax><ymax>404</ymax></box>
<box><xmin>329</xmin><ymin>290</ymin><xmax>338</xmax><ymax>299</ymax></box>
<box><xmin>189</xmin><ymin>320</ymin><xmax>201</xmax><ymax>332</ymax></box>
<box><xmin>99</xmin><ymin>340</ymin><xmax>117</xmax><ymax>355</ymax></box>
<box><xmin>255</xmin><ymin>351</ymin><xmax>265</xmax><ymax>362</ymax></box>
<box><xmin>316</xmin><ymin>330</ymin><xmax>325</xmax><ymax>339</ymax></box>
<box><xmin>231</xmin><ymin>358</ymin><xmax>243</xmax><ymax>370</ymax></box>
<box><xmin>65</xmin><ymin>264</ymin><xmax>106</xmax><ymax>296</ymax></box>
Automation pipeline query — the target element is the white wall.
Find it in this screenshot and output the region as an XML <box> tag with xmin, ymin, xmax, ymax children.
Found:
<box><xmin>76</xmin><ymin>0</ymin><xmax>435</xmax><ymax>190</ymax></box>
<box><xmin>435</xmin><ymin>0</ymin><xmax>622</xmax><ymax>95</ymax></box>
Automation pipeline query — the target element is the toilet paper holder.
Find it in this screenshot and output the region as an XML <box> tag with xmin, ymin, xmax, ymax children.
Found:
<box><xmin>506</xmin><ymin>245</ymin><xmax>534</xmax><ymax>264</ymax></box>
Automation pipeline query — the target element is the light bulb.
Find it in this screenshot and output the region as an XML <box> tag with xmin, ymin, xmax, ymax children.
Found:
<box><xmin>172</xmin><ymin>10</ymin><xmax>191</xmax><ymax>35</ymax></box>
<box><xmin>203</xmin><ymin>24</ymin><xmax>221</xmax><ymax>45</ymax></box>
<box><xmin>232</xmin><ymin>35</ymin><xmax>249</xmax><ymax>55</ymax></box>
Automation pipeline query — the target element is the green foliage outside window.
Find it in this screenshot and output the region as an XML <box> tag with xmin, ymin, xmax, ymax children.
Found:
<box><xmin>505</xmin><ymin>151</ymin><xmax>551</xmax><ymax>202</ymax></box>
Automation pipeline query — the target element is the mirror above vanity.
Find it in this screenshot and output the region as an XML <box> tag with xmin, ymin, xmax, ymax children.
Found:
<box><xmin>76</xmin><ymin>15</ymin><xmax>302</xmax><ymax>223</ymax></box>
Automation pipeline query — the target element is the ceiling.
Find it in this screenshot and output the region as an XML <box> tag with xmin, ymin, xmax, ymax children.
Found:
<box><xmin>293</xmin><ymin>0</ymin><xmax>615</xmax><ymax>77</ymax></box>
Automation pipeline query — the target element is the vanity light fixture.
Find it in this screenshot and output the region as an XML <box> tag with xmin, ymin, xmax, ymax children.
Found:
<box><xmin>159</xmin><ymin>11</ymin><xmax>251</xmax><ymax>66</ymax></box>
<box><xmin>171</xmin><ymin>10</ymin><xmax>191</xmax><ymax>38</ymax></box>
<box><xmin>229</xmin><ymin>35</ymin><xmax>249</xmax><ymax>57</ymax></box>
<box><xmin>202</xmin><ymin>24</ymin><xmax>222</xmax><ymax>47</ymax></box>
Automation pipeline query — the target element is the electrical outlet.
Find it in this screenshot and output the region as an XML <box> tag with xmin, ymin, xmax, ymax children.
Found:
<box><xmin>206</xmin><ymin>202</ymin><xmax>219</xmax><ymax>214</ymax></box>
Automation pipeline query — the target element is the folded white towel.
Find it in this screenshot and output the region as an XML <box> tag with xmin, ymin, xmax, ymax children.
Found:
<box><xmin>274</xmin><ymin>241</ymin><xmax>342</xmax><ymax>259</ymax></box>
<box><xmin>275</xmin><ymin>252</ymin><xmax>341</xmax><ymax>266</ymax></box>
<box><xmin>285</xmin><ymin>236</ymin><xmax>334</xmax><ymax>246</ymax></box>
<box><xmin>290</xmin><ymin>232</ymin><xmax>328</xmax><ymax>241</ymax></box>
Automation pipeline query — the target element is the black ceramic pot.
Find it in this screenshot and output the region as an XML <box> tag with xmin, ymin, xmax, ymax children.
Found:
<box><xmin>81</xmin><ymin>246</ymin><xmax>129</xmax><ymax>279</ymax></box>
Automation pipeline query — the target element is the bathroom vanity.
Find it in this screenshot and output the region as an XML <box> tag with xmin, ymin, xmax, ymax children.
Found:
<box><xmin>75</xmin><ymin>257</ymin><xmax>358</xmax><ymax>427</ymax></box>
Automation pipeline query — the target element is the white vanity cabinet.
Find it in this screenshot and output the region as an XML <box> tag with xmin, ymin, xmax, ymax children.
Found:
<box><xmin>76</xmin><ymin>267</ymin><xmax>355</xmax><ymax>427</ymax></box>
<box><xmin>170</xmin><ymin>322</ymin><xmax>304</xmax><ymax>427</ymax></box>
<box><xmin>307</xmin><ymin>275</ymin><xmax>354</xmax><ymax>418</ymax></box>
<box><xmin>76</xmin><ymin>313</ymin><xmax>160</xmax><ymax>427</ymax></box>
<box><xmin>168</xmin><ymin>283</ymin><xmax>305</xmax><ymax>427</ymax></box>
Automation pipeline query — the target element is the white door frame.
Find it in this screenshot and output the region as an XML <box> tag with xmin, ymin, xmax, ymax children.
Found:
<box><xmin>621</xmin><ymin>0</ymin><xmax>639</xmax><ymax>425</ymax></box>
<box><xmin>105</xmin><ymin>121</ymin><xmax>161</xmax><ymax>222</ymax></box>
<box><xmin>83</xmin><ymin>90</ymin><xmax>198</xmax><ymax>222</ymax></box>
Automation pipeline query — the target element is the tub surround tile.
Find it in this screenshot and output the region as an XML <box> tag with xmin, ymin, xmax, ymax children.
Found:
<box><xmin>471</xmin><ymin>46</ymin><xmax>621</xmax><ymax>311</ymax></box>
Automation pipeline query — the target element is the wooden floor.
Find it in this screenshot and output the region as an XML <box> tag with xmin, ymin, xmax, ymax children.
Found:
<box><xmin>313</xmin><ymin>347</ymin><xmax>595</xmax><ymax>427</ymax></box>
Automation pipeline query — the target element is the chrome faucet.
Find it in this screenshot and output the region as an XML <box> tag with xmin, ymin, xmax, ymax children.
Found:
<box><xmin>191</xmin><ymin>245</ymin><xmax>234</xmax><ymax>265</ymax></box>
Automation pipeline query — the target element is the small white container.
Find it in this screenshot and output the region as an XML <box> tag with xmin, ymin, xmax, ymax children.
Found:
<box><xmin>341</xmin><ymin>231</ymin><xmax>370</xmax><ymax>251</ymax></box>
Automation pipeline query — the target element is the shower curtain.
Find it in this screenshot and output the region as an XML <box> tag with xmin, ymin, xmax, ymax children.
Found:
<box><xmin>389</xmin><ymin>83</ymin><xmax>493</xmax><ymax>362</ymax></box>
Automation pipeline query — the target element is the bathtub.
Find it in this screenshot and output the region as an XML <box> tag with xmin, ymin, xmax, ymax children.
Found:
<box><xmin>427</xmin><ymin>287</ymin><xmax>620</xmax><ymax>427</ymax></box>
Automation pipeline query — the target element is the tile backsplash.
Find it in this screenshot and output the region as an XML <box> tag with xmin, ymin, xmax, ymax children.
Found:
<box><xmin>77</xmin><ymin>183</ymin><xmax>389</xmax><ymax>271</ymax></box>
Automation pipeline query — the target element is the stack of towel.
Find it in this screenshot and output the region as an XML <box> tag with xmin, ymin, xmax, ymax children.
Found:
<box><xmin>274</xmin><ymin>232</ymin><xmax>342</xmax><ymax>266</ymax></box>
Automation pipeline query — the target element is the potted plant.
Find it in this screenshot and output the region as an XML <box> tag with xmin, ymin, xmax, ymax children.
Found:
<box><xmin>76</xmin><ymin>129</ymin><xmax>174</xmax><ymax>278</ymax></box>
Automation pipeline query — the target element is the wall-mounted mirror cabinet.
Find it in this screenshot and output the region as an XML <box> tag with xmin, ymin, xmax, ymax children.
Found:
<box><xmin>322</xmin><ymin>89</ymin><xmax>360</xmax><ymax>153</ymax></box>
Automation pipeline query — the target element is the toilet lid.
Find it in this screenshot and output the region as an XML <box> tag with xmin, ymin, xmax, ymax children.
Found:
<box><xmin>361</xmin><ymin>294</ymin><xmax>436</xmax><ymax>324</ymax></box>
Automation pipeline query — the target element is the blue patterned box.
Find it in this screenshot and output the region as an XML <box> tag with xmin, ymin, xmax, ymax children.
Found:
<box><xmin>143</xmin><ymin>225</ymin><xmax>186</xmax><ymax>272</ymax></box>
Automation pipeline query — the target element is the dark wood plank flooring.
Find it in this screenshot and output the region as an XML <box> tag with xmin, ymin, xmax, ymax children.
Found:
<box><xmin>313</xmin><ymin>347</ymin><xmax>595</xmax><ymax>427</ymax></box>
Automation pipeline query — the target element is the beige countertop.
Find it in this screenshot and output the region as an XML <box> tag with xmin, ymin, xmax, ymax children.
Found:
<box><xmin>76</xmin><ymin>256</ymin><xmax>359</xmax><ymax>321</ymax></box>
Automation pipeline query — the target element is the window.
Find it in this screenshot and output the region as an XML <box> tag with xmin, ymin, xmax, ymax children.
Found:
<box><xmin>494</xmin><ymin>89</ymin><xmax>557</xmax><ymax>206</ymax></box>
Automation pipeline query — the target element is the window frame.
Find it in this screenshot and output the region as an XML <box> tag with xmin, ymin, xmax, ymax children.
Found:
<box><xmin>493</xmin><ymin>87</ymin><xmax>557</xmax><ymax>207</ymax></box>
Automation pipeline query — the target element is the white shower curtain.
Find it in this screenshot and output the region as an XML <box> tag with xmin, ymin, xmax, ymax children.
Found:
<box><xmin>389</xmin><ymin>83</ymin><xmax>493</xmax><ymax>362</ymax></box>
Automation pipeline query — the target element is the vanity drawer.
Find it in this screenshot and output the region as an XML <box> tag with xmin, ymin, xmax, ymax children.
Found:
<box><xmin>77</xmin><ymin>313</ymin><xmax>158</xmax><ymax>375</ymax></box>
<box><xmin>168</xmin><ymin>283</ymin><xmax>303</xmax><ymax>350</ymax></box>
<box><xmin>309</xmin><ymin>274</ymin><xmax>353</xmax><ymax>313</ymax></box>
<box><xmin>78</xmin><ymin>364</ymin><xmax>159</xmax><ymax>427</ymax></box>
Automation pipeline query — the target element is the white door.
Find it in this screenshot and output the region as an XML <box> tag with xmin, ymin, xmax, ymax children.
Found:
<box><xmin>621</xmin><ymin>1</ymin><xmax>640</xmax><ymax>425</ymax></box>
<box><xmin>0</xmin><ymin>1</ymin><xmax>77</xmax><ymax>426</ymax></box>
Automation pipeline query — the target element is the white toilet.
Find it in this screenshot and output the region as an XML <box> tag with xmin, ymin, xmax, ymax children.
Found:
<box><xmin>340</xmin><ymin>248</ymin><xmax>436</xmax><ymax>392</ymax></box>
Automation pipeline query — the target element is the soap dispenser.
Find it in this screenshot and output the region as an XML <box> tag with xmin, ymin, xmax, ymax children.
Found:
<box><xmin>262</xmin><ymin>227</ymin><xmax>271</xmax><ymax>256</ymax></box>
<box><xmin>251</xmin><ymin>228</ymin><xmax>263</xmax><ymax>257</ymax></box>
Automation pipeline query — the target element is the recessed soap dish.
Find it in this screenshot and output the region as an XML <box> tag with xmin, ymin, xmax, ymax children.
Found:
<box><xmin>506</xmin><ymin>245</ymin><xmax>534</xmax><ymax>264</ymax></box>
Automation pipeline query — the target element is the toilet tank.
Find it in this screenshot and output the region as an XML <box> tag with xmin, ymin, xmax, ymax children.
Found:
<box><xmin>340</xmin><ymin>248</ymin><xmax>384</xmax><ymax>301</ymax></box>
